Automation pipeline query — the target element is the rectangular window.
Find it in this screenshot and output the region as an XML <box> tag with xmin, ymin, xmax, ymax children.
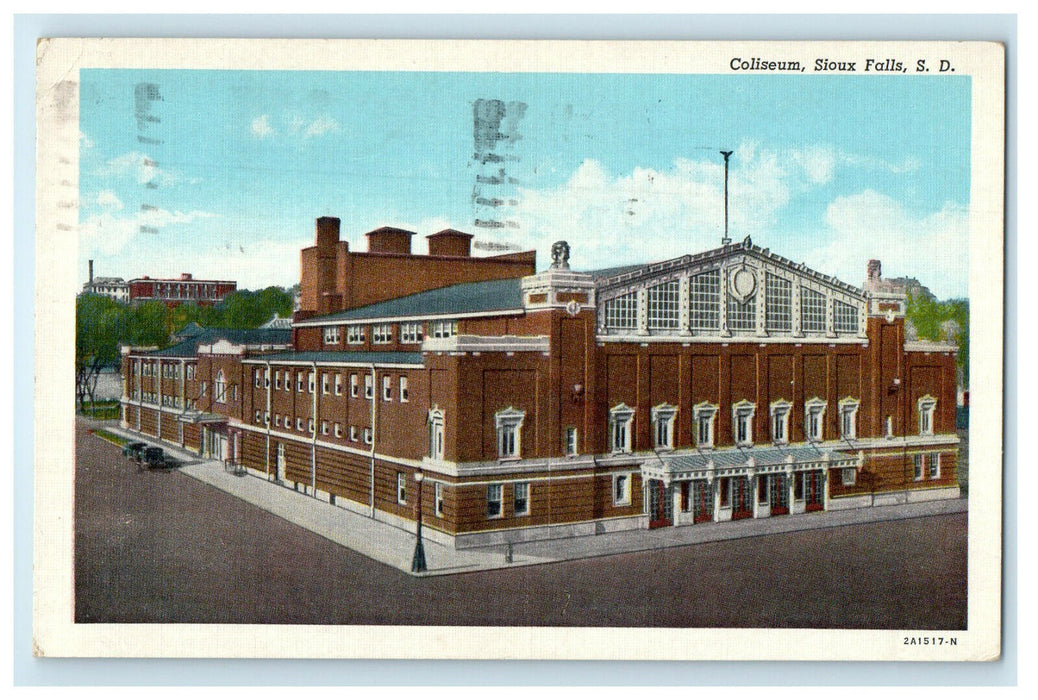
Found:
<box><xmin>689</xmin><ymin>270</ymin><xmax>721</xmax><ymax>332</ymax></box>
<box><xmin>308</xmin><ymin>372</ymin><xmax>315</xmax><ymax>393</ymax></box>
<box><xmin>400</xmin><ymin>322</ymin><xmax>424</xmax><ymax>344</ymax></box>
<box><xmin>486</xmin><ymin>484</ymin><xmax>503</xmax><ymax>518</ymax></box>
<box><xmin>806</xmin><ymin>402</ymin><xmax>826</xmax><ymax>442</ymax></box>
<box><xmin>771</xmin><ymin>409</ymin><xmax>788</xmax><ymax>443</ymax></box>
<box><xmin>734</xmin><ymin>404</ymin><xmax>755</xmax><ymax>446</ymax></box>
<box><xmin>842</xmin><ymin>468</ymin><xmax>857</xmax><ymax>486</ymax></box>
<box><xmin>834</xmin><ymin>300</ymin><xmax>859</xmax><ymax>334</ymax></box>
<box><xmin>431</xmin><ymin>320</ymin><xmax>458</xmax><ymax>339</ymax></box>
<box><xmin>275</xmin><ymin>415</ymin><xmax>281</xmax><ymax>428</ymax></box>
<box><xmin>397</xmin><ymin>473</ymin><xmax>407</xmax><ymax>504</ymax></box>
<box><xmin>434</xmin><ymin>482</ymin><xmax>445</xmax><ymax>517</ymax></box>
<box><xmin>914</xmin><ymin>454</ymin><xmax>925</xmax><ymax>481</ymax></box>
<box><xmin>696</xmin><ymin>410</ymin><xmax>715</xmax><ymax>448</ymax></box>
<box><xmin>613</xmin><ymin>474</ymin><xmax>631</xmax><ymax>506</ymax></box>
<box><xmin>275</xmin><ymin>370</ymin><xmax>281</xmax><ymax>390</ymax></box>
<box><xmin>307</xmin><ymin>418</ymin><xmax>314</xmax><ymax>434</ymax></box>
<box><xmin>647</xmin><ymin>280</ymin><xmax>680</xmax><ymax>329</ymax></box>
<box><xmin>429</xmin><ymin>412</ymin><xmax>445</xmax><ymax>459</ymax></box>
<box><xmin>297</xmin><ymin>372</ymin><xmax>304</xmax><ymax>392</ymax></box>
<box><xmin>513</xmin><ymin>482</ymin><xmax>530</xmax><ymax>516</ymax></box>
<box><xmin>254</xmin><ymin>369</ymin><xmax>262</xmax><ymax>388</ymax></box>
<box><xmin>929</xmin><ymin>453</ymin><xmax>940</xmax><ymax>479</ymax></box>
<box><xmin>334</xmin><ymin>423</ymin><xmax>342</xmax><ymax>438</ymax></box>
<box><xmin>334</xmin><ymin>373</ymin><xmax>343</xmax><ymax>396</ymax></box>
<box><xmin>564</xmin><ymin>427</ymin><xmax>578</xmax><ymax>456</ymax></box>
<box><xmin>350</xmin><ymin>425</ymin><xmax>358</xmax><ymax>442</ymax></box>
<box><xmin>727</xmin><ymin>293</ymin><xmax>756</xmax><ymax>333</ymax></box>
<box><xmin>373</xmin><ymin>324</ymin><xmax>393</xmax><ymax>344</ymax></box>
<box><xmin>322</xmin><ymin>373</ymin><xmax>330</xmax><ymax>395</ymax></box>
<box><xmin>611</xmin><ymin>417</ymin><xmax>630</xmax><ymax>453</ymax></box>
<box><xmin>603</xmin><ymin>292</ymin><xmax>638</xmax><ymax>330</ymax></box>
<box><xmin>364</xmin><ymin>374</ymin><xmax>374</xmax><ymax>399</ymax></box>
<box><xmin>350</xmin><ymin>373</ymin><xmax>359</xmax><ymax>398</ymax></box>
<box><xmin>840</xmin><ymin>401</ymin><xmax>858</xmax><ymax>439</ymax></box>
<box><xmin>321</xmin><ymin>420</ymin><xmax>329</xmax><ymax>435</ymax></box>
<box><xmin>919</xmin><ymin>399</ymin><xmax>936</xmax><ymax>435</ymax></box>
<box><xmin>720</xmin><ymin>477</ymin><xmax>730</xmax><ymax>507</ymax></box>
<box><xmin>323</xmin><ymin>326</ymin><xmax>340</xmax><ymax>345</ymax></box>
<box><xmin>765</xmin><ymin>273</ymin><xmax>792</xmax><ymax>333</ymax></box>
<box><xmin>801</xmin><ymin>287</ymin><xmax>826</xmax><ymax>332</ymax></box>
<box><xmin>347</xmin><ymin>325</ymin><xmax>365</xmax><ymax>344</ymax></box>
<box><xmin>399</xmin><ymin>376</ymin><xmax>409</xmax><ymax>402</ymax></box>
<box><xmin>382</xmin><ymin>375</ymin><xmax>392</xmax><ymax>402</ymax></box>
<box><xmin>363</xmin><ymin>427</ymin><xmax>372</xmax><ymax>445</ymax></box>
<box><xmin>652</xmin><ymin>408</ymin><xmax>675</xmax><ymax>449</ymax></box>
<box><xmin>296</xmin><ymin>417</ymin><xmax>304</xmax><ymax>431</ymax></box>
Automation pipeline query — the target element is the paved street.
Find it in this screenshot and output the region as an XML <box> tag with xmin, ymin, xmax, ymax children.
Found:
<box><xmin>76</xmin><ymin>419</ymin><xmax>967</xmax><ymax>628</ymax></box>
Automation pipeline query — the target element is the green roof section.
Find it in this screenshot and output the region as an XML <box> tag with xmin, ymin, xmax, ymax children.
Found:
<box><xmin>246</xmin><ymin>351</ymin><xmax>424</xmax><ymax>366</ymax></box>
<box><xmin>147</xmin><ymin>327</ymin><xmax>292</xmax><ymax>357</ymax></box>
<box><xmin>304</xmin><ymin>277</ymin><xmax>524</xmax><ymax>324</ymax></box>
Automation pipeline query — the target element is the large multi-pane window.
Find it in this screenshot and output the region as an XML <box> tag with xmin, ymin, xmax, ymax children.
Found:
<box><xmin>805</xmin><ymin>399</ymin><xmax>827</xmax><ymax>442</ymax></box>
<box><xmin>765</xmin><ymin>273</ymin><xmax>792</xmax><ymax>333</ymax></box>
<box><xmin>689</xmin><ymin>270</ymin><xmax>720</xmax><ymax>332</ymax></box>
<box><xmin>609</xmin><ymin>404</ymin><xmax>634</xmax><ymax>453</ymax></box>
<box><xmin>431</xmin><ymin>320</ymin><xmax>458</xmax><ymax>338</ymax></box>
<box><xmin>727</xmin><ymin>294</ymin><xmax>756</xmax><ymax>333</ymax></box>
<box><xmin>323</xmin><ymin>326</ymin><xmax>340</xmax><ymax>345</ymax></box>
<box><xmin>603</xmin><ymin>292</ymin><xmax>637</xmax><ymax>330</ymax></box>
<box><xmin>834</xmin><ymin>300</ymin><xmax>859</xmax><ymax>334</ymax></box>
<box><xmin>770</xmin><ymin>401</ymin><xmax>791</xmax><ymax>444</ymax></box>
<box><xmin>647</xmin><ymin>280</ymin><xmax>680</xmax><ymax>330</ymax></box>
<box><xmin>486</xmin><ymin>484</ymin><xmax>503</xmax><ymax>518</ymax></box>
<box><xmin>652</xmin><ymin>404</ymin><xmax>677</xmax><ymax>449</ymax></box>
<box><xmin>513</xmin><ymin>482</ymin><xmax>530</xmax><ymax>516</ymax></box>
<box><xmin>346</xmin><ymin>325</ymin><xmax>365</xmax><ymax>344</ymax></box>
<box><xmin>373</xmin><ymin>324</ymin><xmax>393</xmax><ymax>344</ymax></box>
<box><xmin>495</xmin><ymin>407</ymin><xmax>525</xmax><ymax>459</ymax></box>
<box><xmin>694</xmin><ymin>403</ymin><xmax>718</xmax><ymax>447</ymax></box>
<box><xmin>801</xmin><ymin>287</ymin><xmax>826</xmax><ymax>332</ymax></box>
<box><xmin>733</xmin><ymin>401</ymin><xmax>755</xmax><ymax>445</ymax></box>
<box><xmin>400</xmin><ymin>322</ymin><xmax>424</xmax><ymax>344</ymax></box>
<box><xmin>839</xmin><ymin>399</ymin><xmax>859</xmax><ymax>439</ymax></box>
<box><xmin>918</xmin><ymin>397</ymin><xmax>936</xmax><ymax>435</ymax></box>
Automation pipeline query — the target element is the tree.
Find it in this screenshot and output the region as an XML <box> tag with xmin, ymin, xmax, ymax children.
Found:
<box><xmin>906</xmin><ymin>292</ymin><xmax>969</xmax><ymax>387</ymax></box>
<box><xmin>75</xmin><ymin>294</ymin><xmax>124</xmax><ymax>411</ymax></box>
<box><xmin>216</xmin><ymin>287</ymin><xmax>294</xmax><ymax>329</ymax></box>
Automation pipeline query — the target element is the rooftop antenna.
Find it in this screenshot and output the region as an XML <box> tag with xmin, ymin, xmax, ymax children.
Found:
<box><xmin>720</xmin><ymin>150</ymin><xmax>733</xmax><ymax>246</ymax></box>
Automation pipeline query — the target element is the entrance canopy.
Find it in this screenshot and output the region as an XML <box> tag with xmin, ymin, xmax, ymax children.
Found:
<box><xmin>641</xmin><ymin>444</ymin><xmax>859</xmax><ymax>486</ymax></box>
<box><xmin>176</xmin><ymin>411</ymin><xmax>228</xmax><ymax>425</ymax></box>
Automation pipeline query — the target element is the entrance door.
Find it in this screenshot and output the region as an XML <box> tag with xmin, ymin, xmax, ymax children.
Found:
<box><xmin>731</xmin><ymin>477</ymin><xmax>753</xmax><ymax>520</ymax></box>
<box><xmin>692</xmin><ymin>480</ymin><xmax>714</xmax><ymax>524</ymax></box>
<box><xmin>769</xmin><ymin>473</ymin><xmax>789</xmax><ymax>515</ymax></box>
<box><xmin>647</xmin><ymin>479</ymin><xmax>672</xmax><ymax>528</ymax></box>
<box><xmin>804</xmin><ymin>471</ymin><xmax>824</xmax><ymax>512</ymax></box>
<box><xmin>275</xmin><ymin>443</ymin><xmax>286</xmax><ymax>482</ymax></box>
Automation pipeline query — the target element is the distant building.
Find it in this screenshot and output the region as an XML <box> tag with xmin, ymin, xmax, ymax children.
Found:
<box><xmin>81</xmin><ymin>260</ymin><xmax>129</xmax><ymax>302</ymax></box>
<box><xmin>128</xmin><ymin>273</ymin><xmax>237</xmax><ymax>307</ymax></box>
<box><xmin>260</xmin><ymin>314</ymin><xmax>293</xmax><ymax>329</ymax></box>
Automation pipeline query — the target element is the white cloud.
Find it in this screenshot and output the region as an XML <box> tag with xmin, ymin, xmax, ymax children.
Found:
<box><xmin>251</xmin><ymin>114</ymin><xmax>275</xmax><ymax>138</ymax></box>
<box><xmin>78</xmin><ymin>207</ymin><xmax>219</xmax><ymax>258</ymax></box>
<box><xmin>79</xmin><ymin>131</ymin><xmax>94</xmax><ymax>149</ymax></box>
<box><xmin>303</xmin><ymin>115</ymin><xmax>339</xmax><ymax>138</ymax></box>
<box><xmin>810</xmin><ymin>189</ymin><xmax>968</xmax><ymax>298</ymax></box>
<box><xmin>97</xmin><ymin>151</ymin><xmax>179</xmax><ymax>187</ymax></box>
<box><xmin>96</xmin><ymin>190</ymin><xmax>123</xmax><ymax>210</ymax></box>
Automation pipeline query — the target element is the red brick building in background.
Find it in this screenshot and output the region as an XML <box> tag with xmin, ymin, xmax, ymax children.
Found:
<box><xmin>127</xmin><ymin>273</ymin><xmax>237</xmax><ymax>307</ymax></box>
<box><xmin>121</xmin><ymin>217</ymin><xmax>960</xmax><ymax>548</ymax></box>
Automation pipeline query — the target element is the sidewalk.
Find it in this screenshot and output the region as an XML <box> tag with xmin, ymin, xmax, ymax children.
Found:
<box><xmin>100</xmin><ymin>423</ymin><xmax>968</xmax><ymax>578</ymax></box>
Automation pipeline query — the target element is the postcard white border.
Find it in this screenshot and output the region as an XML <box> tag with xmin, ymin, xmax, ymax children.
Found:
<box><xmin>33</xmin><ymin>38</ymin><xmax>1005</xmax><ymax>661</ymax></box>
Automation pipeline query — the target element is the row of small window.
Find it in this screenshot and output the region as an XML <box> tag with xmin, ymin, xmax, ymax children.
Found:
<box><xmin>608</xmin><ymin>399</ymin><xmax>863</xmax><ymax>453</ymax></box>
<box><xmin>603</xmin><ymin>272</ymin><xmax>860</xmax><ymax>334</ymax></box>
<box><xmin>133</xmin><ymin>391</ymin><xmax>196</xmax><ymax>410</ymax></box>
<box><xmin>135</xmin><ymin>362</ymin><xmax>197</xmax><ymax>380</ymax></box>
<box><xmin>253</xmin><ymin>368</ymin><xmax>409</xmax><ymax>402</ymax></box>
<box><xmin>323</xmin><ymin>320</ymin><xmax>459</xmax><ymax>346</ymax></box>
<box><xmin>257</xmin><ymin>411</ymin><xmax>374</xmax><ymax>443</ymax></box>
<box><xmin>913</xmin><ymin>453</ymin><xmax>943</xmax><ymax>481</ymax></box>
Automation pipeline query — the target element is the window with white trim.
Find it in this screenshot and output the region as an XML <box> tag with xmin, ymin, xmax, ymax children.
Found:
<box><xmin>428</xmin><ymin>409</ymin><xmax>445</xmax><ymax>460</ymax></box>
<box><xmin>727</xmin><ymin>293</ymin><xmax>756</xmax><ymax>333</ymax></box>
<box><xmin>647</xmin><ymin>280</ymin><xmax>680</xmax><ymax>330</ymax></box>
<box><xmin>364</xmin><ymin>374</ymin><xmax>373</xmax><ymax>399</ymax></box>
<box><xmin>363</xmin><ymin>427</ymin><xmax>372</xmax><ymax>445</ymax></box>
<box><xmin>296</xmin><ymin>417</ymin><xmax>304</xmax><ymax>431</ymax></box>
<box><xmin>350</xmin><ymin>425</ymin><xmax>358</xmax><ymax>442</ymax></box>
<box><xmin>513</xmin><ymin>482</ymin><xmax>530</xmax><ymax>516</ymax></box>
<box><xmin>400</xmin><ymin>322</ymin><xmax>424</xmax><ymax>344</ymax></box>
<box><xmin>296</xmin><ymin>372</ymin><xmax>304</xmax><ymax>392</ymax></box>
<box><xmin>334</xmin><ymin>423</ymin><xmax>342</xmax><ymax>438</ymax></box>
<box><xmin>274</xmin><ymin>370</ymin><xmax>281</xmax><ymax>390</ymax></box>
<box><xmin>373</xmin><ymin>324</ymin><xmax>393</xmax><ymax>344</ymax></box>
<box><xmin>564</xmin><ymin>427</ymin><xmax>578</xmax><ymax>457</ymax></box>
<box><xmin>334</xmin><ymin>373</ymin><xmax>343</xmax><ymax>396</ymax></box>
<box><xmin>275</xmin><ymin>415</ymin><xmax>281</xmax><ymax>428</ymax></box>
<box><xmin>609</xmin><ymin>404</ymin><xmax>635</xmax><ymax>453</ymax></box>
<box><xmin>399</xmin><ymin>376</ymin><xmax>409</xmax><ymax>402</ymax></box>
<box><xmin>801</xmin><ymin>287</ymin><xmax>826</xmax><ymax>332</ymax></box>
<box><xmin>914</xmin><ymin>454</ymin><xmax>925</xmax><ymax>480</ymax></box>
<box><xmin>308</xmin><ymin>371</ymin><xmax>315</xmax><ymax>393</ymax></box>
<box><xmin>321</xmin><ymin>373</ymin><xmax>330</xmax><ymax>395</ymax></box>
<box><xmin>651</xmin><ymin>404</ymin><xmax>677</xmax><ymax>449</ymax></box>
<box><xmin>765</xmin><ymin>273</ymin><xmax>792</xmax><ymax>333</ymax></box>
<box><xmin>805</xmin><ymin>398</ymin><xmax>827</xmax><ymax>442</ymax></box>
<box><xmin>307</xmin><ymin>418</ymin><xmax>314</xmax><ymax>434</ymax></box>
<box><xmin>918</xmin><ymin>396</ymin><xmax>937</xmax><ymax>435</ymax></box>
<box><xmin>495</xmin><ymin>407</ymin><xmax>525</xmax><ymax>459</ymax></box>
<box><xmin>347</xmin><ymin>325</ymin><xmax>365</xmax><ymax>344</ymax></box>
<box><xmin>254</xmin><ymin>409</ymin><xmax>261</xmax><ymax>423</ymax></box>
<box><xmin>323</xmin><ymin>326</ymin><xmax>340</xmax><ymax>345</ymax></box>
<box><xmin>839</xmin><ymin>398</ymin><xmax>859</xmax><ymax>439</ymax></box>
<box><xmin>382</xmin><ymin>375</ymin><xmax>392</xmax><ymax>402</ymax></box>
<box><xmin>434</xmin><ymin>482</ymin><xmax>445</xmax><ymax>517</ymax></box>
<box><xmin>842</xmin><ymin>468</ymin><xmax>857</xmax><ymax>486</ymax></box>
<box><xmin>733</xmin><ymin>401</ymin><xmax>756</xmax><ymax>446</ymax></box>
<box><xmin>690</xmin><ymin>270</ymin><xmax>720</xmax><ymax>332</ymax></box>
<box><xmin>254</xmin><ymin>369</ymin><xmax>262</xmax><ymax>388</ymax></box>
<box><xmin>264</xmin><ymin>411</ymin><xmax>270</xmax><ymax>426</ymax></box>
<box><xmin>397</xmin><ymin>472</ymin><xmax>407</xmax><ymax>504</ymax></box>
<box><xmin>214</xmin><ymin>370</ymin><xmax>226</xmax><ymax>404</ymax></box>
<box><xmin>431</xmin><ymin>320</ymin><xmax>458</xmax><ymax>339</ymax></box>
<box><xmin>694</xmin><ymin>403</ymin><xmax>718</xmax><ymax>448</ymax></box>
<box><xmin>770</xmin><ymin>400</ymin><xmax>791</xmax><ymax>444</ymax></box>
<box><xmin>321</xmin><ymin>420</ymin><xmax>329</xmax><ymax>435</ymax></box>
<box><xmin>834</xmin><ymin>300</ymin><xmax>859</xmax><ymax>334</ymax></box>
<box><xmin>603</xmin><ymin>292</ymin><xmax>637</xmax><ymax>330</ymax></box>
<box><xmin>350</xmin><ymin>373</ymin><xmax>359</xmax><ymax>397</ymax></box>
<box><xmin>928</xmin><ymin>452</ymin><xmax>941</xmax><ymax>479</ymax></box>
<box><xmin>613</xmin><ymin>473</ymin><xmax>631</xmax><ymax>506</ymax></box>
<box><xmin>486</xmin><ymin>483</ymin><xmax>503</xmax><ymax>518</ymax></box>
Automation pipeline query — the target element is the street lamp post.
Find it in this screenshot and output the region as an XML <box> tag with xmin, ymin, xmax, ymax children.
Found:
<box><xmin>411</xmin><ymin>471</ymin><xmax>427</xmax><ymax>573</ymax></box>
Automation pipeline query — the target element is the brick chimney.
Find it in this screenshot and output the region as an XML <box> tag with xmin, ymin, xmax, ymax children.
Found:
<box><xmin>180</xmin><ymin>273</ymin><xmax>193</xmax><ymax>281</ymax></box>
<box><xmin>88</xmin><ymin>259</ymin><xmax>94</xmax><ymax>284</ymax></box>
<box><xmin>427</xmin><ymin>229</ymin><xmax>473</xmax><ymax>257</ymax></box>
<box><xmin>365</xmin><ymin>226</ymin><xmax>415</xmax><ymax>255</ymax></box>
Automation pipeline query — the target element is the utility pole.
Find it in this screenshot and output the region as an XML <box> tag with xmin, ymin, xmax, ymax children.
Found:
<box><xmin>720</xmin><ymin>150</ymin><xmax>733</xmax><ymax>246</ymax></box>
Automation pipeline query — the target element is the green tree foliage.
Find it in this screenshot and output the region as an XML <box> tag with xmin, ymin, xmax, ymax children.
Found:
<box><xmin>906</xmin><ymin>292</ymin><xmax>969</xmax><ymax>386</ymax></box>
<box><xmin>216</xmin><ymin>287</ymin><xmax>294</xmax><ymax>329</ymax></box>
<box><xmin>75</xmin><ymin>294</ymin><xmax>127</xmax><ymax>411</ymax></box>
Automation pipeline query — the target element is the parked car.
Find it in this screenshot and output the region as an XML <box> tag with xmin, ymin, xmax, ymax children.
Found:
<box><xmin>122</xmin><ymin>441</ymin><xmax>146</xmax><ymax>460</ymax></box>
<box><xmin>143</xmin><ymin>446</ymin><xmax>166</xmax><ymax>469</ymax></box>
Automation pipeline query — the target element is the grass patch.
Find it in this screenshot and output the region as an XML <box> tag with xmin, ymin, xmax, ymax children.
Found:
<box><xmin>92</xmin><ymin>429</ymin><xmax>128</xmax><ymax>447</ymax></box>
<box><xmin>80</xmin><ymin>402</ymin><xmax>121</xmax><ymax>419</ymax></box>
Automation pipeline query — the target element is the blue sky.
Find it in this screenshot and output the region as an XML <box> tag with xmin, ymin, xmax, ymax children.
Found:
<box><xmin>79</xmin><ymin>69</ymin><xmax>971</xmax><ymax>298</ymax></box>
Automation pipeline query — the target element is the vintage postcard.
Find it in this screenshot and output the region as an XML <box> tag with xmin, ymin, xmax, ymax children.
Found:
<box><xmin>34</xmin><ymin>38</ymin><xmax>1004</xmax><ymax>660</ymax></box>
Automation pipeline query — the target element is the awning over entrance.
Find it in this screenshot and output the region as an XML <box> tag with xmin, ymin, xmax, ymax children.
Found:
<box><xmin>641</xmin><ymin>444</ymin><xmax>860</xmax><ymax>485</ymax></box>
<box><xmin>176</xmin><ymin>411</ymin><xmax>228</xmax><ymax>425</ymax></box>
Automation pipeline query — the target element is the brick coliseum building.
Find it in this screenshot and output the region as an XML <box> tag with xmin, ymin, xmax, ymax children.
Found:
<box><xmin>120</xmin><ymin>217</ymin><xmax>960</xmax><ymax>548</ymax></box>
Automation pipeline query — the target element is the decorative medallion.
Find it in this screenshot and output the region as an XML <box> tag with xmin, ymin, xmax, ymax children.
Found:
<box><xmin>728</xmin><ymin>264</ymin><xmax>757</xmax><ymax>303</ymax></box>
<box><xmin>565</xmin><ymin>299</ymin><xmax>581</xmax><ymax>317</ymax></box>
